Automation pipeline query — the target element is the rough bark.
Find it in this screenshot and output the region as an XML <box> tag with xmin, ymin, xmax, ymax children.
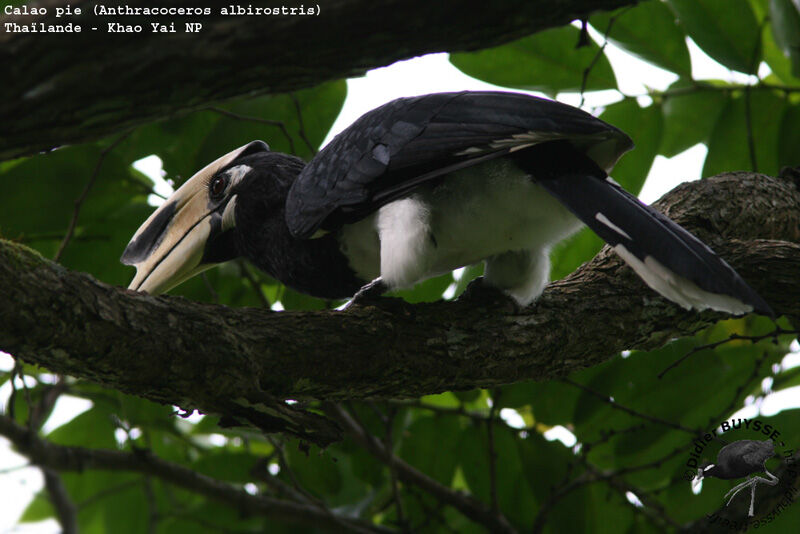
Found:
<box><xmin>0</xmin><ymin>0</ymin><xmax>635</xmax><ymax>160</ymax></box>
<box><xmin>1</xmin><ymin>171</ymin><xmax>799</xmax><ymax>445</ymax></box>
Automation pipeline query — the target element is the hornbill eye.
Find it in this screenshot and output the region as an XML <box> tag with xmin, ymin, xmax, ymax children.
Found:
<box><xmin>210</xmin><ymin>175</ymin><xmax>227</xmax><ymax>199</ymax></box>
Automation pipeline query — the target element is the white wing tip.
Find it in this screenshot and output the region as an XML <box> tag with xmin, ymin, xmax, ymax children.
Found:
<box><xmin>613</xmin><ymin>244</ymin><xmax>753</xmax><ymax>314</ymax></box>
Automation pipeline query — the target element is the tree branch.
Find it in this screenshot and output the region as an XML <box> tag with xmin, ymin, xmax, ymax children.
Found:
<box><xmin>0</xmin><ymin>172</ymin><xmax>799</xmax><ymax>445</ymax></box>
<box><xmin>0</xmin><ymin>0</ymin><xmax>636</xmax><ymax>160</ymax></box>
<box><xmin>0</xmin><ymin>414</ymin><xmax>392</xmax><ymax>534</ymax></box>
<box><xmin>324</xmin><ymin>404</ymin><xmax>517</xmax><ymax>534</ymax></box>
<box><xmin>42</xmin><ymin>468</ymin><xmax>78</xmax><ymax>534</ymax></box>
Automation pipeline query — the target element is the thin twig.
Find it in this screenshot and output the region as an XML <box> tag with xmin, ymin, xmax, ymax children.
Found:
<box><xmin>55</xmin><ymin>131</ymin><xmax>132</xmax><ymax>262</ymax></box>
<box><xmin>388</xmin><ymin>399</ymin><xmax>509</xmax><ymax>425</ymax></box>
<box><xmin>562</xmin><ymin>378</ymin><xmax>699</xmax><ymax>435</ymax></box>
<box><xmin>0</xmin><ymin>414</ymin><xmax>392</xmax><ymax>534</ymax></box>
<box><xmin>382</xmin><ymin>406</ymin><xmax>408</xmax><ymax>531</ymax></box>
<box><xmin>744</xmin><ymin>84</ymin><xmax>758</xmax><ymax>173</ymax></box>
<box><xmin>7</xmin><ymin>360</ymin><xmax>22</xmax><ymax>421</ymax></box>
<box><xmin>208</xmin><ymin>107</ymin><xmax>296</xmax><ymax>154</ymax></box>
<box><xmin>324</xmin><ymin>403</ymin><xmax>517</xmax><ymax>534</ymax></box>
<box><xmin>289</xmin><ymin>93</ymin><xmax>317</xmax><ymax>155</ymax></box>
<box><xmin>578</xmin><ymin>6</ymin><xmax>632</xmax><ymax>107</ymax></box>
<box><xmin>583</xmin><ymin>461</ymin><xmax>682</xmax><ymax>530</ymax></box>
<box><xmin>265</xmin><ymin>435</ymin><xmax>323</xmax><ymax>506</ymax></box>
<box><xmin>78</xmin><ymin>479</ymin><xmax>141</xmax><ymax>510</ymax></box>
<box><xmin>238</xmin><ymin>260</ymin><xmax>271</xmax><ymax>308</ymax></box>
<box><xmin>249</xmin><ymin>457</ymin><xmax>308</xmax><ymax>503</ymax></box>
<box><xmin>407</xmin><ymin>486</ymin><xmax>459</xmax><ymax>533</ymax></box>
<box><xmin>43</xmin><ymin>468</ymin><xmax>78</xmax><ymax>534</ymax></box>
<box><xmin>532</xmin><ymin>470</ymin><xmax>593</xmax><ymax>533</ymax></box>
<box><xmin>200</xmin><ymin>273</ymin><xmax>220</xmax><ymax>304</ymax></box>
<box><xmin>0</xmin><ymin>463</ymin><xmax>30</xmax><ymax>474</ymax></box>
<box><xmin>16</xmin><ymin>232</ymin><xmax>111</xmax><ymax>244</ymax></box>
<box><xmin>143</xmin><ymin>475</ymin><xmax>159</xmax><ymax>534</ymax></box>
<box><xmin>658</xmin><ymin>328</ymin><xmax>797</xmax><ymax>379</ymax></box>
<box><xmin>744</xmin><ymin>18</ymin><xmax>767</xmax><ymax>173</ymax></box>
<box><xmin>579</xmin><ymin>423</ymin><xmax>647</xmax><ymax>455</ymax></box>
<box><xmin>20</xmin><ymin>367</ymin><xmax>33</xmax><ymax>430</ymax></box>
<box><xmin>628</xmin><ymin>81</ymin><xmax>800</xmax><ymax>103</ymax></box>
<box><xmin>28</xmin><ymin>378</ymin><xmax>68</xmax><ymax>430</ymax></box>
<box><xmin>533</xmin><ymin>445</ymin><xmax>686</xmax><ymax>533</ymax></box>
<box><xmin>704</xmin><ymin>350</ymin><xmax>774</xmax><ymax>432</ymax></box>
<box><xmin>487</xmin><ymin>390</ymin><xmax>500</xmax><ymax>515</ymax></box>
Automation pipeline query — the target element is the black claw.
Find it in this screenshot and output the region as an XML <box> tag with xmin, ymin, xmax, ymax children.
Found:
<box><xmin>346</xmin><ymin>279</ymin><xmax>389</xmax><ymax>308</ymax></box>
<box><xmin>458</xmin><ymin>276</ymin><xmax>520</xmax><ymax>311</ymax></box>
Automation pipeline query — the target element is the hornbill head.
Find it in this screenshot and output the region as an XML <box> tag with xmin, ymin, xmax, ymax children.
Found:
<box><xmin>121</xmin><ymin>141</ymin><xmax>272</xmax><ymax>294</ymax></box>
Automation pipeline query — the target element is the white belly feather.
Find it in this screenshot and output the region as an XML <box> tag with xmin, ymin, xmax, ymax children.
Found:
<box><xmin>338</xmin><ymin>159</ymin><xmax>582</xmax><ymax>303</ymax></box>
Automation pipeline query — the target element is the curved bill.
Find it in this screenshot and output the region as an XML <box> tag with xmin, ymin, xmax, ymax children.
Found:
<box><xmin>121</xmin><ymin>142</ymin><xmax>264</xmax><ymax>294</ymax></box>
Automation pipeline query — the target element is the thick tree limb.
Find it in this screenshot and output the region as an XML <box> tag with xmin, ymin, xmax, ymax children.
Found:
<box><xmin>1</xmin><ymin>172</ymin><xmax>799</xmax><ymax>445</ymax></box>
<box><xmin>0</xmin><ymin>0</ymin><xmax>635</xmax><ymax>160</ymax></box>
<box><xmin>0</xmin><ymin>414</ymin><xmax>392</xmax><ymax>534</ymax></box>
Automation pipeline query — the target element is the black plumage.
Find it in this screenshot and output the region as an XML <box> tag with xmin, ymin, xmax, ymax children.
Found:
<box><xmin>285</xmin><ymin>91</ymin><xmax>631</xmax><ymax>238</ymax></box>
<box><xmin>699</xmin><ymin>439</ymin><xmax>778</xmax><ymax>517</ymax></box>
<box><xmin>229</xmin><ymin>152</ymin><xmax>364</xmax><ymax>299</ymax></box>
<box><xmin>121</xmin><ymin>91</ymin><xmax>774</xmax><ymax>317</ymax></box>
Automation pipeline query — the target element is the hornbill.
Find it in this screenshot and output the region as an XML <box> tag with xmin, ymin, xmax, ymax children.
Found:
<box><xmin>121</xmin><ymin>91</ymin><xmax>772</xmax><ymax>315</ymax></box>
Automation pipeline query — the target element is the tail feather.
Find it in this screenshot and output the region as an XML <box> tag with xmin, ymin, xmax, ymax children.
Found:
<box><xmin>512</xmin><ymin>143</ymin><xmax>773</xmax><ymax>316</ymax></box>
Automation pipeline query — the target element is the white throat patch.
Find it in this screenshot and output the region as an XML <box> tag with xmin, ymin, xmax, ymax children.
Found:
<box><xmin>222</xmin><ymin>194</ymin><xmax>238</xmax><ymax>231</ymax></box>
<box><xmin>225</xmin><ymin>165</ymin><xmax>252</xmax><ymax>189</ymax></box>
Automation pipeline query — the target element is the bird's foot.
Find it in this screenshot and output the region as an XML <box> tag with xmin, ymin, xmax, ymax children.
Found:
<box><xmin>723</xmin><ymin>472</ymin><xmax>778</xmax><ymax>516</ymax></box>
<box><xmin>723</xmin><ymin>478</ymin><xmax>752</xmax><ymax>506</ymax></box>
<box><xmin>344</xmin><ymin>278</ymin><xmax>389</xmax><ymax>309</ymax></box>
<box><xmin>457</xmin><ymin>276</ymin><xmax>520</xmax><ymax>312</ymax></box>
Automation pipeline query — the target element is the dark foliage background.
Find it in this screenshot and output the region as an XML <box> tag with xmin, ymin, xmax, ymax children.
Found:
<box><xmin>1</xmin><ymin>0</ymin><xmax>800</xmax><ymax>532</ymax></box>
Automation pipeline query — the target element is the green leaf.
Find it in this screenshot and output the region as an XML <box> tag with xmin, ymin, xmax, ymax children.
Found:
<box><xmin>399</xmin><ymin>415</ymin><xmax>462</xmax><ymax>485</ymax></box>
<box><xmin>453</xmin><ymin>388</ymin><xmax>483</xmax><ymax>404</ymax></box>
<box><xmin>778</xmin><ymin>102</ymin><xmax>800</xmax><ymax>167</ymax></box>
<box><xmin>667</xmin><ymin>0</ymin><xmax>761</xmax><ymax>73</ymax></box>
<box><xmin>192</xmin><ymin>451</ymin><xmax>261</xmax><ymax>483</ymax></box>
<box><xmin>452</xmin><ymin>263</ymin><xmax>484</xmax><ymax>298</ymax></box>
<box><xmin>450</xmin><ymin>25</ymin><xmax>617</xmax><ymax>95</ymax></box>
<box><xmin>549</xmin><ymin>227</ymin><xmax>603</xmax><ymax>281</ymax></box>
<box><xmin>499</xmin><ymin>380</ymin><xmax>581</xmax><ymax>427</ymax></box>
<box><xmin>113</xmin><ymin>83</ymin><xmax>348</xmax><ymax>308</ymax></box>
<box><xmin>660</xmin><ymin>82</ymin><xmax>730</xmax><ymax>157</ymax></box>
<box><xmin>47</xmin><ymin>405</ymin><xmax>117</xmax><ymax>449</ymax></box>
<box><xmin>19</xmin><ymin>492</ymin><xmax>54</xmax><ymax>523</ymax></box>
<box><xmin>458</xmin><ymin>425</ymin><xmax>537</xmax><ymax>528</ymax></box>
<box><xmin>117</xmin><ymin>394</ymin><xmax>175</xmax><ymax>427</ymax></box>
<box><xmin>548</xmin><ymin>100</ymin><xmax>660</xmax><ymax>281</ymax></box>
<box><xmin>772</xmin><ymin>362</ymin><xmax>800</xmax><ymax>390</ymax></box>
<box><xmin>279</xmin><ymin>285</ymin><xmax>334</xmax><ymax>310</ymax></box>
<box><xmin>100</xmin><ymin>481</ymin><xmax>150</xmax><ymax>534</ymax></box>
<box><xmin>592</xmin><ymin>2</ymin><xmax>692</xmax><ymax>76</ymax></box>
<box><xmin>391</xmin><ymin>272</ymin><xmax>453</xmax><ymax>303</ymax></box>
<box><xmin>763</xmin><ymin>19</ymin><xmax>800</xmax><ymax>82</ymax></box>
<box><xmin>0</xmin><ymin>144</ymin><xmax>148</xmax><ymax>287</ymax></box>
<box><xmin>600</xmin><ymin>99</ymin><xmax>663</xmax><ymax>194</ymax></box>
<box><xmin>129</xmin><ymin>81</ymin><xmax>346</xmax><ymax>186</ymax></box>
<box><xmin>703</xmin><ymin>90</ymin><xmax>787</xmax><ymax>177</ymax></box>
<box><xmin>517</xmin><ymin>432</ymin><xmax>590</xmax><ymax>531</ymax></box>
<box><xmin>285</xmin><ymin>442</ymin><xmax>343</xmax><ymax>497</ymax></box>
<box><xmin>770</xmin><ymin>0</ymin><xmax>800</xmax><ymax>77</ymax></box>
